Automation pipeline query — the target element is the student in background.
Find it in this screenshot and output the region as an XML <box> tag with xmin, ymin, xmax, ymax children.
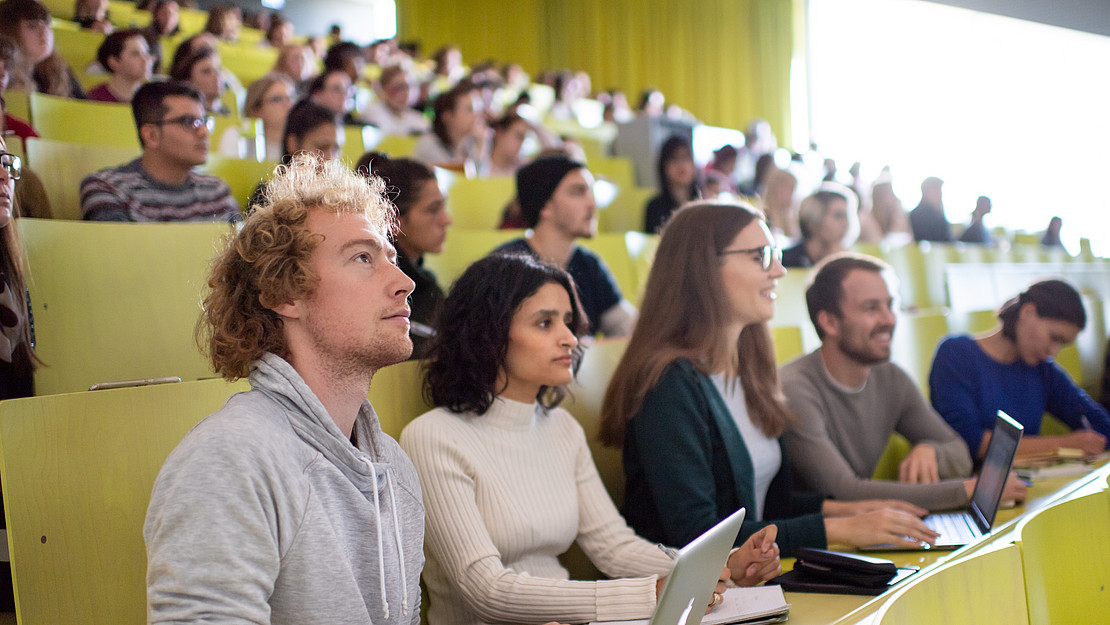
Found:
<box><xmin>359</xmin><ymin>65</ymin><xmax>429</xmax><ymax>137</ymax></box>
<box><xmin>401</xmin><ymin>253</ymin><xmax>779</xmax><ymax>625</ymax></box>
<box><xmin>73</xmin><ymin>0</ymin><xmax>112</xmax><ymax>33</ymax></box>
<box><xmin>931</xmin><ymin>279</ymin><xmax>1110</xmax><ymax>460</ymax></box>
<box><xmin>0</xmin><ymin>0</ymin><xmax>85</xmax><ymax>98</ymax></box>
<box><xmin>218</xmin><ymin>72</ymin><xmax>294</xmax><ymax>161</ymax></box>
<box><xmin>412</xmin><ymin>82</ymin><xmax>484</xmax><ymax>173</ymax></box>
<box><xmin>170</xmin><ymin>47</ymin><xmax>228</xmax><ymax>116</ymax></box>
<box><xmin>139</xmin><ymin>0</ymin><xmax>179</xmax><ymax>75</ymax></box>
<box><xmin>493</xmin><ymin>155</ymin><xmax>637</xmax><ymax>337</ymax></box>
<box><xmin>87</xmin><ymin>29</ymin><xmax>153</xmax><ymax>103</ymax></box>
<box><xmin>80</xmin><ymin>81</ymin><xmax>239</xmax><ymax>222</ymax></box>
<box><xmin>781</xmin><ymin>183</ymin><xmax>858</xmax><ymax>268</ymax></box>
<box><xmin>644</xmin><ymin>135</ymin><xmax>700</xmax><ymax>233</ymax></box>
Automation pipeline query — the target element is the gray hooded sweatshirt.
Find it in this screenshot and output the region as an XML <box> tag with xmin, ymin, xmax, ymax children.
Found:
<box><xmin>145</xmin><ymin>353</ymin><xmax>424</xmax><ymax>624</ymax></box>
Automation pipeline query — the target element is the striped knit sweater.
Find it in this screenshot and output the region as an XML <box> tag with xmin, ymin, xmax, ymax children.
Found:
<box><xmin>400</xmin><ymin>397</ymin><xmax>673</xmax><ymax>625</ymax></box>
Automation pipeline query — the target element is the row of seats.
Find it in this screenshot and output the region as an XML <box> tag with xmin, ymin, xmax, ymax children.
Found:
<box><xmin>3</xmin><ymin>339</ymin><xmax>1107</xmax><ymax>624</ymax></box>
<box><xmin>870</xmin><ymin>473</ymin><xmax>1110</xmax><ymax>625</ymax></box>
<box><xmin>9</xmin><ymin>100</ymin><xmax>652</xmax><ymax>228</ymax></box>
<box><xmin>19</xmin><ymin>215</ymin><xmax>1110</xmax><ymax>398</ymax></box>
<box><xmin>20</xmin><ymin>137</ymin><xmax>274</xmax><ymax>218</ymax></box>
<box><xmin>49</xmin><ymin>8</ymin><xmax>276</xmax><ymax>89</ymax></box>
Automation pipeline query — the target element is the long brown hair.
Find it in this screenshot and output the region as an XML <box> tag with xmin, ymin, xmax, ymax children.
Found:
<box><xmin>599</xmin><ymin>201</ymin><xmax>793</xmax><ymax>446</ymax></box>
<box><xmin>0</xmin><ymin>135</ymin><xmax>39</xmax><ymax>373</ymax></box>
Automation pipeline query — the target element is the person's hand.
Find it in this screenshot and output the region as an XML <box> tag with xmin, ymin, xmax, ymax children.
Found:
<box><xmin>727</xmin><ymin>525</ymin><xmax>781</xmax><ymax>586</ymax></box>
<box><xmin>1061</xmin><ymin>430</ymin><xmax>1107</xmax><ymax>457</ymax></box>
<box><xmin>1001</xmin><ymin>471</ymin><xmax>1028</xmax><ymax>504</ymax></box>
<box><xmin>706</xmin><ymin>567</ymin><xmax>728</xmax><ymax>614</ymax></box>
<box><xmin>899</xmin><ymin>443</ymin><xmax>940</xmax><ymax>484</ymax></box>
<box><xmin>826</xmin><ymin>508</ymin><xmax>940</xmax><ymax>548</ymax></box>
<box><xmin>823</xmin><ymin>499</ymin><xmax>928</xmax><ymax>518</ymax></box>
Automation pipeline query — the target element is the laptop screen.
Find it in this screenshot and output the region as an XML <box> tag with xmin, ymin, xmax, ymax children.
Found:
<box><xmin>969</xmin><ymin>411</ymin><xmax>1024</xmax><ymax>531</ymax></box>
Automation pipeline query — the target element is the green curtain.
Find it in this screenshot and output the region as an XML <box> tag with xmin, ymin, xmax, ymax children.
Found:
<box><xmin>398</xmin><ymin>0</ymin><xmax>796</xmax><ymax>140</ymax></box>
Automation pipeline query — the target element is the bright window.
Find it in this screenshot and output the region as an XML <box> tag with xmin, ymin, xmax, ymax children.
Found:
<box><xmin>807</xmin><ymin>0</ymin><xmax>1110</xmax><ymax>253</ymax></box>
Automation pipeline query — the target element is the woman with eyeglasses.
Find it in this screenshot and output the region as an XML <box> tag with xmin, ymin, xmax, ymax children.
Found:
<box><xmin>218</xmin><ymin>72</ymin><xmax>294</xmax><ymax>161</ymax></box>
<box><xmin>599</xmin><ymin>201</ymin><xmax>939</xmax><ymax>557</ymax></box>
<box><xmin>400</xmin><ymin>253</ymin><xmax>780</xmax><ymax>625</ymax></box>
<box><xmin>0</xmin><ymin>135</ymin><xmax>39</xmax><ymax>400</ymax></box>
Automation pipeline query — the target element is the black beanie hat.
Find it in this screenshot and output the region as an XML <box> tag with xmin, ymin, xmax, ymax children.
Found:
<box><xmin>516</xmin><ymin>155</ymin><xmax>585</xmax><ymax>227</ymax></box>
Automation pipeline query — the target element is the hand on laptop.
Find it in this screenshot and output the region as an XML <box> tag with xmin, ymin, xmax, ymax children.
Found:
<box><xmin>1002</xmin><ymin>471</ymin><xmax>1028</xmax><ymax>504</ymax></box>
<box><xmin>656</xmin><ymin>568</ymin><xmax>730</xmax><ymax>615</ymax></box>
<box><xmin>962</xmin><ymin>471</ymin><xmax>1028</xmax><ymax>504</ymax></box>
<box><xmin>899</xmin><ymin>443</ymin><xmax>940</xmax><ymax>484</ymax></box>
<box><xmin>825</xmin><ymin>508</ymin><xmax>940</xmax><ymax>548</ymax></box>
<box><xmin>822</xmin><ymin>499</ymin><xmax>928</xmax><ymax>518</ymax></box>
<box><xmin>727</xmin><ymin>525</ymin><xmax>781</xmax><ymax>586</ymax></box>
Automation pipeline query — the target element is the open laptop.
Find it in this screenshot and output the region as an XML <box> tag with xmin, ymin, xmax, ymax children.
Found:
<box><xmin>863</xmin><ymin>410</ymin><xmax>1024</xmax><ymax>551</ymax></box>
<box><xmin>649</xmin><ymin>508</ymin><xmax>746</xmax><ymax>625</ymax></box>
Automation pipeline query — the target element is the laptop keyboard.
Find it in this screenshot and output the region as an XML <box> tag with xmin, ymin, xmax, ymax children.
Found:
<box><xmin>925</xmin><ymin>512</ymin><xmax>981</xmax><ymax>544</ymax></box>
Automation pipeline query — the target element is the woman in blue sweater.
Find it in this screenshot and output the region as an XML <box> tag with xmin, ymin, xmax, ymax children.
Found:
<box><xmin>930</xmin><ymin>279</ymin><xmax>1110</xmax><ymax>461</ymax></box>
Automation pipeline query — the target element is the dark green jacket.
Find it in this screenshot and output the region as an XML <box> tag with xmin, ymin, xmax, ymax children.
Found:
<box><xmin>621</xmin><ymin>358</ymin><xmax>827</xmax><ymax>556</ymax></box>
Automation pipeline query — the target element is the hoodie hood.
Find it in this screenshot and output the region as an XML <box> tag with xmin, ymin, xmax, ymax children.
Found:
<box><xmin>248</xmin><ymin>352</ymin><xmax>413</xmax><ymax>620</ymax></box>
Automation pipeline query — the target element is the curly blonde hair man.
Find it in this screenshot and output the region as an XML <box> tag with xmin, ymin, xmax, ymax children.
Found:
<box><xmin>200</xmin><ymin>152</ymin><xmax>396</xmax><ymax>380</ymax></box>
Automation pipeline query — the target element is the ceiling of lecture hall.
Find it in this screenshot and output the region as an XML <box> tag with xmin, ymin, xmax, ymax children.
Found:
<box><xmin>924</xmin><ymin>0</ymin><xmax>1110</xmax><ymax>38</ymax></box>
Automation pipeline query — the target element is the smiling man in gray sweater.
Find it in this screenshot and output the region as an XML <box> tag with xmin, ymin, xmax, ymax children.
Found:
<box><xmin>144</xmin><ymin>153</ymin><xmax>424</xmax><ymax>624</ymax></box>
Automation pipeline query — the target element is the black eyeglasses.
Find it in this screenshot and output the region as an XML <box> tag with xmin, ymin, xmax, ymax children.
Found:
<box><xmin>719</xmin><ymin>244</ymin><xmax>782</xmax><ymax>272</ymax></box>
<box><xmin>151</xmin><ymin>115</ymin><xmax>215</xmax><ymax>133</ymax></box>
<box><xmin>0</xmin><ymin>152</ymin><xmax>22</xmax><ymax>181</ymax></box>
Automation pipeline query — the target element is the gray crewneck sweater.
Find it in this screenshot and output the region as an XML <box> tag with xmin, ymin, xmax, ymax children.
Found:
<box><xmin>145</xmin><ymin>353</ymin><xmax>424</xmax><ymax>624</ymax></box>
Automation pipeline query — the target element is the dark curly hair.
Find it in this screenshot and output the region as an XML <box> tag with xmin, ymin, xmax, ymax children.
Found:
<box><xmin>424</xmin><ymin>253</ymin><xmax>586</xmax><ymax>414</ymax></box>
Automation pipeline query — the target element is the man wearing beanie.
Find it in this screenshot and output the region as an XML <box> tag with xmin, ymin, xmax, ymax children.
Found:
<box><xmin>493</xmin><ymin>155</ymin><xmax>637</xmax><ymax>336</ymax></box>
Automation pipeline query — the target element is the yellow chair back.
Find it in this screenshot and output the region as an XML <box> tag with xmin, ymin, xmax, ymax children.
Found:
<box><xmin>199</xmin><ymin>154</ymin><xmax>276</xmax><ymax>211</ymax></box>
<box><xmin>874</xmin><ymin>543</ymin><xmax>1028</xmax><ymax>625</ymax></box>
<box><xmin>51</xmin><ymin>25</ymin><xmax>103</xmax><ymax>75</ymax></box>
<box><xmin>564</xmin><ymin>338</ymin><xmax>629</xmax><ymax>507</ymax></box>
<box><xmin>373</xmin><ymin>134</ymin><xmax>420</xmax><ymax>158</ymax></box>
<box><xmin>422</xmin><ymin>228</ymin><xmax>523</xmax><ymax>289</ymax></box>
<box><xmin>599</xmin><ymin>185</ymin><xmax>653</xmax><ymax>234</ymax></box>
<box><xmin>589</xmin><ymin>156</ymin><xmax>636</xmax><ymax>191</ymax></box>
<box><xmin>578</xmin><ymin>233</ymin><xmax>640</xmax><ymax>312</ymax></box>
<box><xmin>19</xmin><ymin>218</ymin><xmax>234</xmax><ymax>395</ymax></box>
<box><xmin>176</xmin><ymin>7</ymin><xmax>208</xmax><ymax>34</ymax></box>
<box><xmin>29</xmin><ymin>92</ymin><xmax>139</xmax><ymax>148</ymax></box>
<box><xmin>3</xmin><ymin>89</ymin><xmax>31</xmax><ymax>124</ymax></box>
<box><xmin>0</xmin><ymin>378</ymin><xmax>249</xmax><ymax>625</ymax></box>
<box><xmin>41</xmin><ymin>0</ymin><xmax>72</xmax><ymax>18</ymax></box>
<box><xmin>1016</xmin><ymin>489</ymin><xmax>1110</xmax><ymax>624</ymax></box>
<box><xmin>771</xmin><ymin>325</ymin><xmax>805</xmax><ymax>366</ymax></box>
<box><xmin>445</xmin><ymin>177</ymin><xmax>517</xmax><ymax>230</ymax></box>
<box><xmin>768</xmin><ymin>269</ymin><xmax>821</xmax><ymax>353</ymax></box>
<box><xmin>890</xmin><ymin>310</ymin><xmax>950</xmax><ymax>393</ymax></box>
<box><xmin>368</xmin><ymin>359</ymin><xmax>433</xmax><ymax>441</ymax></box>
<box><xmin>24</xmin><ymin>137</ymin><xmax>141</xmax><ymax>220</ymax></box>
<box><xmin>108</xmin><ymin>0</ymin><xmax>151</xmax><ymax>28</ymax></box>
<box><xmin>217</xmin><ymin>43</ymin><xmax>278</xmax><ymax>88</ymax></box>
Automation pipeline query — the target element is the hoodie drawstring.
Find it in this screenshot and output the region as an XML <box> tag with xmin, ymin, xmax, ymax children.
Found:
<box><xmin>386</xmin><ymin>472</ymin><xmax>409</xmax><ymax>617</ymax></box>
<box><xmin>364</xmin><ymin>458</ymin><xmax>409</xmax><ymax>620</ymax></box>
<box><xmin>366</xmin><ymin>460</ymin><xmax>391</xmax><ymax>620</ymax></box>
